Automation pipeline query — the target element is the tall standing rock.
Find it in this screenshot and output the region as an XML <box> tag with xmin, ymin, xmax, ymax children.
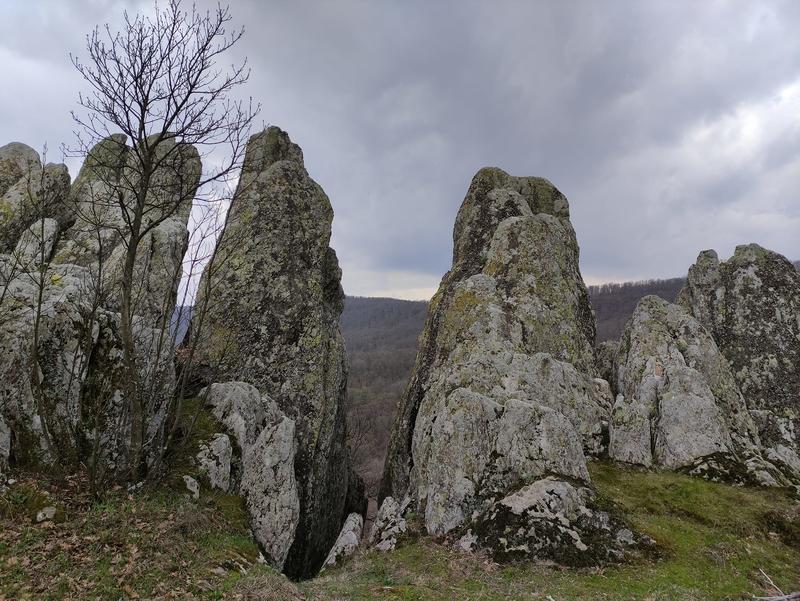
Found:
<box><xmin>193</xmin><ymin>127</ymin><xmax>356</xmax><ymax>578</ymax></box>
<box><xmin>381</xmin><ymin>168</ymin><xmax>597</xmax><ymax>505</ymax></box>
<box><xmin>678</xmin><ymin>245</ymin><xmax>800</xmax><ymax>482</ymax></box>
<box><xmin>379</xmin><ymin>169</ymin><xmax>637</xmax><ymax>564</ymax></box>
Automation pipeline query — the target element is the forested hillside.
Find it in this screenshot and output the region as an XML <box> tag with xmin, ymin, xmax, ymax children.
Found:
<box><xmin>340</xmin><ymin>297</ymin><xmax>428</xmax><ymax>491</ymax></box>
<box><xmin>588</xmin><ymin>278</ymin><xmax>685</xmax><ymax>341</ymax></box>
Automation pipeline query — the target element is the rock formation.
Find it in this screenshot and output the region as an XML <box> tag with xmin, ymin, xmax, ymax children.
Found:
<box><xmin>322</xmin><ymin>513</ymin><xmax>364</xmax><ymax>570</ymax></box>
<box><xmin>0</xmin><ymin>143</ymin><xmax>72</xmax><ymax>253</ymax></box>
<box><xmin>678</xmin><ymin>245</ymin><xmax>800</xmax><ymax>482</ymax></box>
<box><xmin>609</xmin><ymin>295</ymin><xmax>785</xmax><ymax>485</ymax></box>
<box><xmin>192</xmin><ymin>127</ymin><xmax>360</xmax><ymax>578</ymax></box>
<box><xmin>0</xmin><ymin>137</ymin><xmax>196</xmax><ymax>475</ymax></box>
<box><xmin>199</xmin><ymin>382</ymin><xmax>300</xmax><ymax>570</ymax></box>
<box><xmin>379</xmin><ymin>168</ymin><xmax>638</xmax><ymax>564</ymax></box>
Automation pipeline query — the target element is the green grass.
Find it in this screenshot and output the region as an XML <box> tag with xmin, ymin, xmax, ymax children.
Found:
<box><xmin>1</xmin><ymin>461</ymin><xmax>797</xmax><ymax>599</ymax></box>
<box><xmin>300</xmin><ymin>461</ymin><xmax>800</xmax><ymax>601</ymax></box>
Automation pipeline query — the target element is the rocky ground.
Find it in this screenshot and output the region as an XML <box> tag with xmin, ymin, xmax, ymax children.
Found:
<box><xmin>1</xmin><ymin>461</ymin><xmax>797</xmax><ymax>600</ymax></box>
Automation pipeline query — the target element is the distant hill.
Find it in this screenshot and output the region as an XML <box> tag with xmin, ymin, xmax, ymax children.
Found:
<box><xmin>588</xmin><ymin>278</ymin><xmax>685</xmax><ymax>342</ymax></box>
<box><xmin>340</xmin><ymin>297</ymin><xmax>427</xmax><ymax>491</ymax></box>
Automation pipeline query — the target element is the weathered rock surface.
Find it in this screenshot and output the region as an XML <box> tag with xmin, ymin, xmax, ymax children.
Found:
<box><xmin>322</xmin><ymin>512</ymin><xmax>364</xmax><ymax>570</ymax></box>
<box><xmin>470</xmin><ymin>477</ymin><xmax>640</xmax><ymax>565</ymax></box>
<box><xmin>53</xmin><ymin>135</ymin><xmax>199</xmax><ymax>324</ymax></box>
<box><xmin>0</xmin><ymin>136</ymin><xmax>199</xmax><ymax>476</ymax></box>
<box><xmin>610</xmin><ymin>295</ymin><xmax>783</xmax><ymax>485</ymax></box>
<box><xmin>369</xmin><ymin>496</ymin><xmax>409</xmax><ymax>552</ymax></box>
<box><xmin>678</xmin><ymin>245</ymin><xmax>800</xmax><ymax>482</ymax></box>
<box><xmin>0</xmin><ymin>143</ymin><xmax>72</xmax><ymax>253</ymax></box>
<box><xmin>196</xmin><ymin>433</ymin><xmax>233</xmax><ymax>492</ymax></box>
<box><xmin>382</xmin><ymin>169</ymin><xmax>598</xmax><ymax>505</ymax></box>
<box><xmin>380</xmin><ymin>168</ymin><xmax>637</xmax><ymax>565</ymax></box>
<box><xmin>200</xmin><ymin>381</ymin><xmax>301</xmax><ymax>570</ymax></box>
<box><xmin>193</xmin><ymin>127</ymin><xmax>358</xmax><ymax>578</ymax></box>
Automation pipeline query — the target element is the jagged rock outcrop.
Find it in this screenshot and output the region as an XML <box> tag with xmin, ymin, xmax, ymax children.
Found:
<box><xmin>380</xmin><ymin>168</ymin><xmax>638</xmax><ymax>565</ymax></box>
<box><xmin>0</xmin><ymin>143</ymin><xmax>72</xmax><ymax>253</ymax></box>
<box><xmin>192</xmin><ymin>127</ymin><xmax>360</xmax><ymax>578</ymax></box>
<box><xmin>53</xmin><ymin>135</ymin><xmax>199</xmax><ymax>324</ymax></box>
<box><xmin>369</xmin><ymin>496</ymin><xmax>409</xmax><ymax>552</ymax></box>
<box><xmin>0</xmin><ymin>137</ymin><xmax>198</xmax><ymax>475</ymax></box>
<box><xmin>610</xmin><ymin>295</ymin><xmax>785</xmax><ymax>485</ymax></box>
<box><xmin>198</xmin><ymin>381</ymin><xmax>301</xmax><ymax>570</ymax></box>
<box><xmin>678</xmin><ymin>245</ymin><xmax>800</xmax><ymax>482</ymax></box>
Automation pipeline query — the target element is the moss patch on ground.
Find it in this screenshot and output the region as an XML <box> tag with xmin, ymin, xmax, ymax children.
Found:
<box><xmin>1</xmin><ymin>461</ymin><xmax>798</xmax><ymax>599</ymax></box>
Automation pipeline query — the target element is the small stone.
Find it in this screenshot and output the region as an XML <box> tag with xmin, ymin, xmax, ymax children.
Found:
<box><xmin>36</xmin><ymin>506</ymin><xmax>56</xmax><ymax>523</ymax></box>
<box><xmin>183</xmin><ymin>475</ymin><xmax>200</xmax><ymax>500</ymax></box>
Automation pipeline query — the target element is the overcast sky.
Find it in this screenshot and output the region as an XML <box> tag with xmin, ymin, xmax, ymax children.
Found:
<box><xmin>2</xmin><ymin>1</ymin><xmax>799</xmax><ymax>299</ymax></box>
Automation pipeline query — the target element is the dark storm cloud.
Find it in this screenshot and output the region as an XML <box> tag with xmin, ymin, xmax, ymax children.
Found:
<box><xmin>2</xmin><ymin>0</ymin><xmax>799</xmax><ymax>297</ymax></box>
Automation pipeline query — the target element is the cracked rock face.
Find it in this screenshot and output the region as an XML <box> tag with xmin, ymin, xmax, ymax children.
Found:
<box><xmin>610</xmin><ymin>295</ymin><xmax>784</xmax><ymax>485</ymax></box>
<box><xmin>193</xmin><ymin>127</ymin><xmax>359</xmax><ymax>578</ymax></box>
<box><xmin>196</xmin><ymin>433</ymin><xmax>233</xmax><ymax>492</ymax></box>
<box><xmin>678</xmin><ymin>245</ymin><xmax>800</xmax><ymax>482</ymax></box>
<box><xmin>201</xmin><ymin>381</ymin><xmax>300</xmax><ymax>570</ymax></box>
<box><xmin>380</xmin><ymin>168</ymin><xmax>636</xmax><ymax>565</ymax></box>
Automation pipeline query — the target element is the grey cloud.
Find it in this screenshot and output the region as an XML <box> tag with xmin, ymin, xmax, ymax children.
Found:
<box><xmin>1</xmin><ymin>0</ymin><xmax>799</xmax><ymax>297</ymax></box>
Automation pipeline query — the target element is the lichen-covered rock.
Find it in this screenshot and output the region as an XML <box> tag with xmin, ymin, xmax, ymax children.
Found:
<box><xmin>183</xmin><ymin>475</ymin><xmax>200</xmax><ymax>500</ymax></box>
<box><xmin>678</xmin><ymin>245</ymin><xmax>800</xmax><ymax>483</ymax></box>
<box><xmin>369</xmin><ymin>496</ymin><xmax>409</xmax><ymax>552</ymax></box>
<box><xmin>679</xmin><ymin>245</ymin><xmax>800</xmax><ymax>414</ymax></box>
<box><xmin>196</xmin><ymin>433</ymin><xmax>232</xmax><ymax>492</ymax></box>
<box><xmin>193</xmin><ymin>127</ymin><xmax>359</xmax><ymax>578</ymax></box>
<box><xmin>322</xmin><ymin>512</ymin><xmax>363</xmax><ymax>570</ymax></box>
<box><xmin>610</xmin><ymin>295</ymin><xmax>784</xmax><ymax>485</ymax></box>
<box><xmin>0</xmin><ymin>143</ymin><xmax>71</xmax><ymax>253</ymax></box>
<box><xmin>53</xmin><ymin>135</ymin><xmax>199</xmax><ymax>324</ymax></box>
<box><xmin>240</xmin><ymin>407</ymin><xmax>300</xmax><ymax>571</ymax></box>
<box><xmin>0</xmin><ymin>262</ymin><xmax>176</xmax><ymax>472</ymax></box>
<box><xmin>13</xmin><ymin>218</ymin><xmax>60</xmax><ymax>267</ymax></box>
<box><xmin>596</xmin><ymin>340</ymin><xmax>619</xmax><ymax>389</ymax></box>
<box><xmin>471</xmin><ymin>476</ymin><xmax>641</xmax><ymax>565</ymax></box>
<box><xmin>200</xmin><ymin>381</ymin><xmax>301</xmax><ymax>570</ymax></box>
<box><xmin>201</xmin><ymin>382</ymin><xmax>268</xmax><ymax>450</ymax></box>
<box><xmin>380</xmin><ymin>169</ymin><xmax>637</xmax><ymax>566</ymax></box>
<box><xmin>382</xmin><ymin>170</ymin><xmax>597</xmax><ymax>505</ymax></box>
<box><xmin>0</xmin><ymin>143</ymin><xmax>40</xmax><ymax>196</ymax></box>
<box><xmin>0</xmin><ymin>135</ymin><xmax>200</xmax><ymax>478</ymax></box>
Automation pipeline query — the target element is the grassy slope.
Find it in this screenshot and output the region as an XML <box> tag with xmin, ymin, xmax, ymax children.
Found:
<box><xmin>302</xmin><ymin>462</ymin><xmax>799</xmax><ymax>601</ymax></box>
<box><xmin>1</xmin><ymin>461</ymin><xmax>797</xmax><ymax>600</ymax></box>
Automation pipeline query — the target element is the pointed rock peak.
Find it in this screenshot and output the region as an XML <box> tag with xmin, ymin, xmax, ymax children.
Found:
<box><xmin>242</xmin><ymin>126</ymin><xmax>304</xmax><ymax>175</ymax></box>
<box><xmin>695</xmin><ymin>249</ymin><xmax>719</xmax><ymax>266</ymax></box>
<box><xmin>731</xmin><ymin>242</ymin><xmax>779</xmax><ymax>264</ymax></box>
<box><xmin>467</xmin><ymin>167</ymin><xmax>569</xmax><ymax>219</ymax></box>
<box><xmin>0</xmin><ymin>142</ymin><xmax>42</xmax><ymax>196</ymax></box>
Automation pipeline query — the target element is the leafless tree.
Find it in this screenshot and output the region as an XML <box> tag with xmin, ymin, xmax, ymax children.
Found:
<box><xmin>67</xmin><ymin>0</ymin><xmax>259</xmax><ymax>479</ymax></box>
